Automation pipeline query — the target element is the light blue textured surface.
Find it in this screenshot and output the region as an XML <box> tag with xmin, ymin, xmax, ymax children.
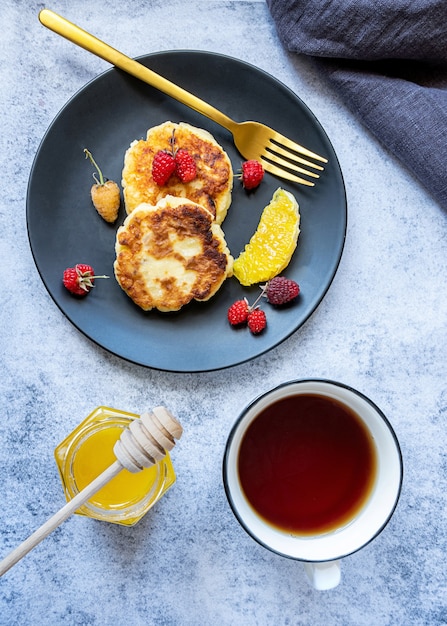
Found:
<box><xmin>0</xmin><ymin>1</ymin><xmax>446</xmax><ymax>624</ymax></box>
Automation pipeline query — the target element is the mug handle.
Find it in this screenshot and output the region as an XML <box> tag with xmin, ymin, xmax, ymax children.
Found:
<box><xmin>303</xmin><ymin>560</ymin><xmax>341</xmax><ymax>590</ymax></box>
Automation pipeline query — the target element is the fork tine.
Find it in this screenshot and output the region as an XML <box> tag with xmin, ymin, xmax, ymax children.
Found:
<box><xmin>266</xmin><ymin>143</ymin><xmax>325</xmax><ymax>171</ymax></box>
<box><xmin>261</xmin><ymin>161</ymin><xmax>315</xmax><ymax>186</ymax></box>
<box><xmin>270</xmin><ymin>131</ymin><xmax>328</xmax><ymax>164</ymax></box>
<box><xmin>262</xmin><ymin>151</ymin><xmax>320</xmax><ymax>179</ymax></box>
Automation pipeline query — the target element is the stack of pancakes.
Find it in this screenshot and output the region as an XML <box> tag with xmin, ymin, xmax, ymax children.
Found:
<box><xmin>114</xmin><ymin>121</ymin><xmax>234</xmax><ymax>312</ymax></box>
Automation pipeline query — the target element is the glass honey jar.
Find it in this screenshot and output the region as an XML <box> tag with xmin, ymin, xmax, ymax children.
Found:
<box><xmin>54</xmin><ymin>406</ymin><xmax>177</xmax><ymax>526</ymax></box>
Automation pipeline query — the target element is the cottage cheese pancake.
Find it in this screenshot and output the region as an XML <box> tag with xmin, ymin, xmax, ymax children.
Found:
<box><xmin>114</xmin><ymin>196</ymin><xmax>233</xmax><ymax>312</ymax></box>
<box><xmin>122</xmin><ymin>121</ymin><xmax>233</xmax><ymax>224</ymax></box>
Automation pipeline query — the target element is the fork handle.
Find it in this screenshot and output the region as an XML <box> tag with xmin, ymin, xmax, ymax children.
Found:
<box><xmin>39</xmin><ymin>9</ymin><xmax>237</xmax><ymax>134</ymax></box>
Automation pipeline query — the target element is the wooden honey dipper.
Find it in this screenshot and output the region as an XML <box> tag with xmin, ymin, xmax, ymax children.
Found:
<box><xmin>0</xmin><ymin>407</ymin><xmax>183</xmax><ymax>576</ymax></box>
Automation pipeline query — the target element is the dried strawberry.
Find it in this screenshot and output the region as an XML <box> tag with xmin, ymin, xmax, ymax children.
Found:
<box><xmin>63</xmin><ymin>264</ymin><xmax>109</xmax><ymax>296</ymax></box>
<box><xmin>175</xmin><ymin>148</ymin><xmax>197</xmax><ymax>183</ymax></box>
<box><xmin>265</xmin><ymin>277</ymin><xmax>300</xmax><ymax>305</ymax></box>
<box><xmin>152</xmin><ymin>150</ymin><xmax>176</xmax><ymax>185</ymax></box>
<box><xmin>227</xmin><ymin>299</ymin><xmax>249</xmax><ymax>326</ymax></box>
<box><xmin>247</xmin><ymin>308</ymin><xmax>267</xmax><ymax>334</ymax></box>
<box><xmin>240</xmin><ymin>160</ymin><xmax>264</xmax><ymax>190</ymax></box>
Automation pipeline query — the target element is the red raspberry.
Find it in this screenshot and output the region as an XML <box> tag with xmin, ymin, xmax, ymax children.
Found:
<box><xmin>63</xmin><ymin>263</ymin><xmax>108</xmax><ymax>296</ymax></box>
<box><xmin>152</xmin><ymin>150</ymin><xmax>176</xmax><ymax>185</ymax></box>
<box><xmin>240</xmin><ymin>160</ymin><xmax>264</xmax><ymax>190</ymax></box>
<box><xmin>175</xmin><ymin>149</ymin><xmax>197</xmax><ymax>183</ymax></box>
<box><xmin>265</xmin><ymin>277</ymin><xmax>300</xmax><ymax>305</ymax></box>
<box><xmin>247</xmin><ymin>308</ymin><xmax>267</xmax><ymax>334</ymax></box>
<box><xmin>227</xmin><ymin>299</ymin><xmax>249</xmax><ymax>326</ymax></box>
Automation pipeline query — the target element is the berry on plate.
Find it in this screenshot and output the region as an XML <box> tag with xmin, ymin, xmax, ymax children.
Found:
<box><xmin>227</xmin><ymin>295</ymin><xmax>267</xmax><ymax>335</ymax></box>
<box><xmin>175</xmin><ymin>148</ymin><xmax>197</xmax><ymax>183</ymax></box>
<box><xmin>240</xmin><ymin>160</ymin><xmax>264</xmax><ymax>190</ymax></box>
<box><xmin>247</xmin><ymin>308</ymin><xmax>267</xmax><ymax>334</ymax></box>
<box><xmin>265</xmin><ymin>276</ymin><xmax>300</xmax><ymax>305</ymax></box>
<box><xmin>84</xmin><ymin>149</ymin><xmax>121</xmax><ymax>223</ymax></box>
<box><xmin>63</xmin><ymin>264</ymin><xmax>109</xmax><ymax>296</ymax></box>
<box><xmin>152</xmin><ymin>150</ymin><xmax>177</xmax><ymax>185</ymax></box>
<box><xmin>227</xmin><ymin>299</ymin><xmax>249</xmax><ymax>326</ymax></box>
<box><xmin>152</xmin><ymin>131</ymin><xmax>197</xmax><ymax>186</ymax></box>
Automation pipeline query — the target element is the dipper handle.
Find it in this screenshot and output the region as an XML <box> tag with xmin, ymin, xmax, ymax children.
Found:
<box><xmin>0</xmin><ymin>461</ymin><xmax>122</xmax><ymax>576</ymax></box>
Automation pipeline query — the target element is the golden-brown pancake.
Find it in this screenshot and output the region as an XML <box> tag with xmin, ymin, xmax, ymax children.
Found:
<box><xmin>122</xmin><ymin>121</ymin><xmax>233</xmax><ymax>224</ymax></box>
<box><xmin>114</xmin><ymin>195</ymin><xmax>233</xmax><ymax>312</ymax></box>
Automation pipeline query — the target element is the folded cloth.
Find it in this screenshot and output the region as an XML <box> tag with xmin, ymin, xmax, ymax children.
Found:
<box><xmin>266</xmin><ymin>0</ymin><xmax>447</xmax><ymax>210</ymax></box>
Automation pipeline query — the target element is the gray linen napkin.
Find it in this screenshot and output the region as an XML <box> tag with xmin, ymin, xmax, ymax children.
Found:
<box><xmin>266</xmin><ymin>0</ymin><xmax>447</xmax><ymax>209</ymax></box>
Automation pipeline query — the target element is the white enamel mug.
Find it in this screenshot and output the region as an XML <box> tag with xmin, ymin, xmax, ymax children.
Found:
<box><xmin>223</xmin><ymin>379</ymin><xmax>403</xmax><ymax>590</ymax></box>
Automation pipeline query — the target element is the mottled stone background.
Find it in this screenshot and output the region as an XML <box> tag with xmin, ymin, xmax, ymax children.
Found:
<box><xmin>0</xmin><ymin>1</ymin><xmax>446</xmax><ymax>624</ymax></box>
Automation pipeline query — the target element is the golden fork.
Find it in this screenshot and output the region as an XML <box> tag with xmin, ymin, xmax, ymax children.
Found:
<box><xmin>39</xmin><ymin>9</ymin><xmax>327</xmax><ymax>187</ymax></box>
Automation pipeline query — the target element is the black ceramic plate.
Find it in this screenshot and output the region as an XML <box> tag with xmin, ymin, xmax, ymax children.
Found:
<box><xmin>27</xmin><ymin>51</ymin><xmax>346</xmax><ymax>372</ymax></box>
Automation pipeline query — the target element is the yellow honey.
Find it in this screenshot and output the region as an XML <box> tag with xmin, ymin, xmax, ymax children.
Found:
<box><xmin>54</xmin><ymin>406</ymin><xmax>176</xmax><ymax>526</ymax></box>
